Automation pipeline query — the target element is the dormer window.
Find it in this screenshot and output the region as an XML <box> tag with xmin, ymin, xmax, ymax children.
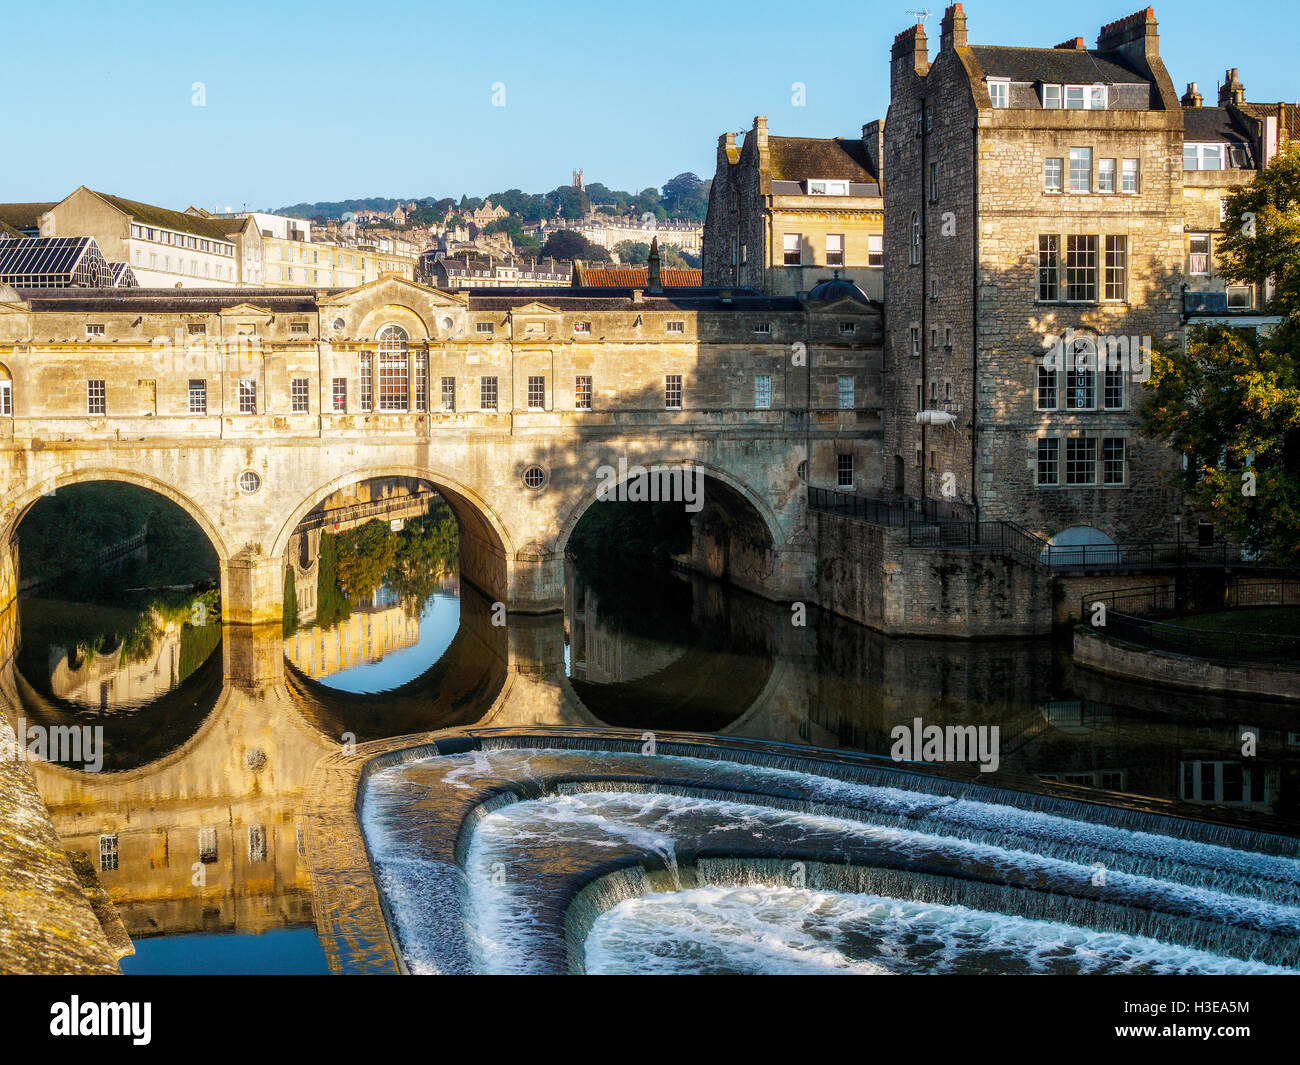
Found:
<box><xmin>1184</xmin><ymin>143</ymin><xmax>1226</xmax><ymax>170</ymax></box>
<box><xmin>807</xmin><ymin>180</ymin><xmax>850</xmax><ymax>196</ymax></box>
<box><xmin>1064</xmin><ymin>84</ymin><xmax>1108</xmax><ymax>110</ymax></box>
<box><xmin>1042</xmin><ymin>84</ymin><xmax>1062</xmax><ymax>108</ymax></box>
<box><xmin>987</xmin><ymin>79</ymin><xmax>1010</xmax><ymax>108</ymax></box>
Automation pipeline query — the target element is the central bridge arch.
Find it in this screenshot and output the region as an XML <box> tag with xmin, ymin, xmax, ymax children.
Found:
<box><xmin>271</xmin><ymin>465</ymin><xmax>514</xmax><ymax>605</ymax></box>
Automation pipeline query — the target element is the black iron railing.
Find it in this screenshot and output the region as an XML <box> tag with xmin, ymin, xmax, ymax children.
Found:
<box><xmin>1081</xmin><ymin>577</ymin><xmax>1300</xmax><ymax>663</ymax></box>
<box><xmin>806</xmin><ymin>487</ymin><xmax>975</xmax><ymax>527</ymax></box>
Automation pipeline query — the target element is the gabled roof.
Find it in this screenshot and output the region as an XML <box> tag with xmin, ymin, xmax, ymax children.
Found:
<box><xmin>767</xmin><ymin>137</ymin><xmax>876</xmax><ymax>183</ymax></box>
<box><xmin>966</xmin><ymin>45</ymin><xmax>1147</xmax><ymax>85</ymax></box>
<box><xmin>0</xmin><ymin>202</ymin><xmax>56</xmax><ymax>235</ymax></box>
<box><xmin>88</xmin><ymin>190</ymin><xmax>240</xmax><ymax>243</ymax></box>
<box><xmin>0</xmin><ymin>236</ymin><xmax>113</xmax><ymax>287</ymax></box>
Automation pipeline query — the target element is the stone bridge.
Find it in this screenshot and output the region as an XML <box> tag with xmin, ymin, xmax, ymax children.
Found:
<box><xmin>0</xmin><ymin>276</ymin><xmax>882</xmax><ymax>623</ymax></box>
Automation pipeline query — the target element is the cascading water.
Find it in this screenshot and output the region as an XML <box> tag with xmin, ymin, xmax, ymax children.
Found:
<box><xmin>359</xmin><ymin>740</ymin><xmax>1300</xmax><ymax>976</ymax></box>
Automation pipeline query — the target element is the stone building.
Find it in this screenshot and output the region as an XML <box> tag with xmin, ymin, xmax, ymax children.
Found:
<box><xmin>421</xmin><ymin>253</ymin><xmax>571</xmax><ymax>288</ymax></box>
<box><xmin>0</xmin><ymin>188</ymin><xmax>258</xmax><ymax>289</ymax></box>
<box><xmin>883</xmin><ymin>4</ymin><xmax>1193</xmax><ymax>548</ymax></box>
<box><xmin>703</xmin><ymin>116</ymin><xmax>885</xmax><ymax>299</ymax></box>
<box><xmin>1179</xmin><ymin>70</ymin><xmax>1289</xmax><ymax>333</ymax></box>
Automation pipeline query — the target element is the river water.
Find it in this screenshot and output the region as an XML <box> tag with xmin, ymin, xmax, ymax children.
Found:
<box><xmin>4</xmin><ymin>549</ymin><xmax>1297</xmax><ymax>974</ymax></box>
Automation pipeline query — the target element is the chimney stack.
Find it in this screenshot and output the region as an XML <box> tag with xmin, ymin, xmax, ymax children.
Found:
<box><xmin>753</xmin><ymin>115</ymin><xmax>769</xmax><ymax>150</ymax></box>
<box><xmin>1181</xmin><ymin>82</ymin><xmax>1203</xmax><ymax>107</ymax></box>
<box><xmin>1219</xmin><ymin>68</ymin><xmax>1245</xmax><ymax>107</ymax></box>
<box><xmin>891</xmin><ymin>23</ymin><xmax>930</xmax><ymax>78</ymax></box>
<box><xmin>1055</xmin><ymin>37</ymin><xmax>1086</xmax><ymax>50</ymax></box>
<box><xmin>1097</xmin><ymin>7</ymin><xmax>1159</xmax><ymax>57</ymax></box>
<box><xmin>940</xmin><ymin>4</ymin><xmax>967</xmax><ymax>51</ymax></box>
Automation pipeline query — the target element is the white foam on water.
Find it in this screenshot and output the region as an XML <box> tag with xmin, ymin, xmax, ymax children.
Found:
<box><xmin>585</xmin><ymin>885</ymin><xmax>1297</xmax><ymax>976</ymax></box>
<box><xmin>361</xmin><ymin>748</ymin><xmax>1300</xmax><ymax>975</ymax></box>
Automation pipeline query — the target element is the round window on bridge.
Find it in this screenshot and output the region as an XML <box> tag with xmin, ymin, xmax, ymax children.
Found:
<box><xmin>522</xmin><ymin>466</ymin><xmax>548</xmax><ymax>491</ymax></box>
<box><xmin>238</xmin><ymin>470</ymin><xmax>262</xmax><ymax>494</ymax></box>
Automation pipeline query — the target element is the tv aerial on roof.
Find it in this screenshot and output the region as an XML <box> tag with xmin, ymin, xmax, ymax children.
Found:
<box><xmin>907</xmin><ymin>7</ymin><xmax>933</xmax><ymax>22</ymax></box>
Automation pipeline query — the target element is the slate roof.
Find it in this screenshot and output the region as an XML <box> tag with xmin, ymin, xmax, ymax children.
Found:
<box><xmin>93</xmin><ymin>192</ymin><xmax>240</xmax><ymax>243</ymax></box>
<box><xmin>18</xmin><ymin>287</ymin><xmax>323</xmax><ymax>312</ymax></box>
<box><xmin>0</xmin><ymin>202</ymin><xmax>56</xmax><ymax>235</ymax></box>
<box><xmin>1183</xmin><ymin>105</ymin><xmax>1255</xmax><ymax>152</ymax></box>
<box><xmin>469</xmin><ymin>288</ymin><xmax>803</xmax><ymax>312</ymax></box>
<box><xmin>767</xmin><ymin>137</ymin><xmax>877</xmax><ymax>183</ymax></box>
<box><xmin>967</xmin><ymin>45</ymin><xmax>1147</xmax><ymax>85</ymax></box>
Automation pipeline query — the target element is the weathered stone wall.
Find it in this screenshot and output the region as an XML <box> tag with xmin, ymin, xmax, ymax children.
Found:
<box><xmin>1073</xmin><ymin>627</ymin><xmax>1300</xmax><ymax>701</ymax></box>
<box><xmin>0</xmin><ymin>713</ymin><xmax>120</xmax><ymax>974</ymax></box>
<box><xmin>812</xmin><ymin>511</ymin><xmax>1052</xmax><ymax>637</ymax></box>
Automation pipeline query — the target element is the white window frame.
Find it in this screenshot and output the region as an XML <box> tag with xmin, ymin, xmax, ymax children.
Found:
<box><xmin>1044</xmin><ymin>158</ymin><xmax>1063</xmax><ymax>193</ymax></box>
<box><xmin>1064</xmin><ymin>84</ymin><xmax>1107</xmax><ymax>110</ymax></box>
<box><xmin>837</xmin><ymin>452</ymin><xmax>854</xmax><ymax>489</ymax></box>
<box><xmin>87</xmin><ymin>379</ymin><xmax>106</xmax><ymax>415</ymax></box>
<box><xmin>807</xmin><ymin>179</ymin><xmax>850</xmax><ymax>196</ymax></box>
<box><xmin>526</xmin><ymin>374</ymin><xmax>546</xmax><ymax>411</ymax></box>
<box><xmin>665</xmin><ymin>374</ymin><xmax>683</xmax><ymax>411</ymax></box>
<box><xmin>754</xmin><ymin>374</ymin><xmax>772</xmax><ymax>410</ymax></box>
<box><xmin>867</xmin><ymin>233</ymin><xmax>883</xmax><ymax>268</ymax></box>
<box><xmin>1184</xmin><ymin>143</ymin><xmax>1226</xmax><ymax>171</ymax></box>
<box><xmin>1098</xmin><ymin>158</ymin><xmax>1116</xmax><ymax>193</ymax></box>
<box><xmin>188</xmin><ymin>379</ymin><xmax>207</xmax><ymax>415</ymax></box>
<box><xmin>238</xmin><ymin>378</ymin><xmax>257</xmax><ymax>414</ymax></box>
<box><xmin>1121</xmin><ymin>158</ymin><xmax>1139</xmax><ymax>194</ymax></box>
<box><xmin>1188</xmin><ymin>233</ymin><xmax>1212</xmax><ymax>276</ymax></box>
<box><xmin>1041</xmin><ymin>83</ymin><xmax>1062</xmax><ymax>109</ymax></box>
<box><xmin>0</xmin><ymin>379</ymin><xmax>11</xmax><ymax>416</ymax></box>
<box><xmin>1069</xmin><ymin>147</ymin><xmax>1092</xmax><ymax>193</ymax></box>
<box><xmin>987</xmin><ymin>79</ymin><xmax>1010</xmax><ymax>108</ymax></box>
<box><xmin>826</xmin><ymin>233</ymin><xmax>845</xmax><ymax>267</ymax></box>
<box><xmin>783</xmin><ymin>233</ymin><xmax>802</xmax><ymax>266</ymax></box>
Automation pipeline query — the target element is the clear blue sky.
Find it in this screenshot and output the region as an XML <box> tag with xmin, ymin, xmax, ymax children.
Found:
<box><xmin>4</xmin><ymin>0</ymin><xmax>1296</xmax><ymax>211</ymax></box>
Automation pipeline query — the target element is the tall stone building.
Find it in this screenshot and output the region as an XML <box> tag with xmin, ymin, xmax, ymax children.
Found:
<box><xmin>1179</xmin><ymin>70</ymin><xmax>1289</xmax><ymax>332</ymax></box>
<box><xmin>703</xmin><ymin>116</ymin><xmax>885</xmax><ymax>298</ymax></box>
<box><xmin>884</xmin><ymin>4</ymin><xmax>1192</xmax><ymax>547</ymax></box>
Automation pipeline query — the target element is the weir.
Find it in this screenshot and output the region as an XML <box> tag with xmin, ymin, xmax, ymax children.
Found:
<box><xmin>354</xmin><ymin>734</ymin><xmax>1300</xmax><ymax>976</ymax></box>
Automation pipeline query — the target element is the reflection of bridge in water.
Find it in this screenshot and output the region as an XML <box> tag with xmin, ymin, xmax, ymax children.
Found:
<box><xmin>2</xmin><ymin>563</ymin><xmax>1299</xmax><ymax>965</ymax></box>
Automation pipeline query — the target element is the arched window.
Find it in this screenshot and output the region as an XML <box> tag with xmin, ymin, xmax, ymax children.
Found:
<box><xmin>909</xmin><ymin>212</ymin><xmax>920</xmax><ymax>266</ymax></box>
<box><xmin>377</xmin><ymin>324</ymin><xmax>410</xmax><ymax>411</ymax></box>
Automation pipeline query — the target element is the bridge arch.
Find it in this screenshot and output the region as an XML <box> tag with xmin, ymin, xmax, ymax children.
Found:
<box><xmin>555</xmin><ymin>458</ymin><xmax>787</xmax><ymax>555</ymax></box>
<box><xmin>1</xmin><ymin>466</ymin><xmax>230</xmax><ymax>563</ymax></box>
<box><xmin>270</xmin><ymin>465</ymin><xmax>514</xmax><ymax>604</ymax></box>
<box><xmin>554</xmin><ymin>458</ymin><xmax>791</xmax><ymax>599</ymax></box>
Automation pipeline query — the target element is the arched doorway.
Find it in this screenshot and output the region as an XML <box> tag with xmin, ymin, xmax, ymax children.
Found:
<box><xmin>1041</xmin><ymin>525</ymin><xmax>1119</xmax><ymax>567</ymax></box>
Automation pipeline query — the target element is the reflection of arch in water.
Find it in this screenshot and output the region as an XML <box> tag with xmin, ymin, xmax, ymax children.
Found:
<box><xmin>564</xmin><ymin>568</ymin><xmax>779</xmax><ymax>733</ymax></box>
<box><xmin>285</xmin><ymin>582</ymin><xmax>509</xmax><ymax>742</ymax></box>
<box><xmin>271</xmin><ymin>466</ymin><xmax>511</xmax><ymax>604</ymax></box>
<box><xmin>9</xmin><ymin>644</ymin><xmax>226</xmax><ymax>774</ymax></box>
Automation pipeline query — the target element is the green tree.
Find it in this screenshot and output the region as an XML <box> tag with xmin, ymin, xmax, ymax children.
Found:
<box><xmin>1140</xmin><ymin>148</ymin><xmax>1300</xmax><ymax>562</ymax></box>
<box><xmin>541</xmin><ymin>230</ymin><xmax>609</xmax><ymax>262</ymax></box>
<box><xmin>661</xmin><ymin>172</ymin><xmax>710</xmax><ymax>222</ymax></box>
<box><xmin>335</xmin><ymin>520</ymin><xmax>398</xmax><ymax>598</ymax></box>
<box><xmin>614</xmin><ymin>240</ymin><xmax>650</xmax><ymax>264</ymax></box>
